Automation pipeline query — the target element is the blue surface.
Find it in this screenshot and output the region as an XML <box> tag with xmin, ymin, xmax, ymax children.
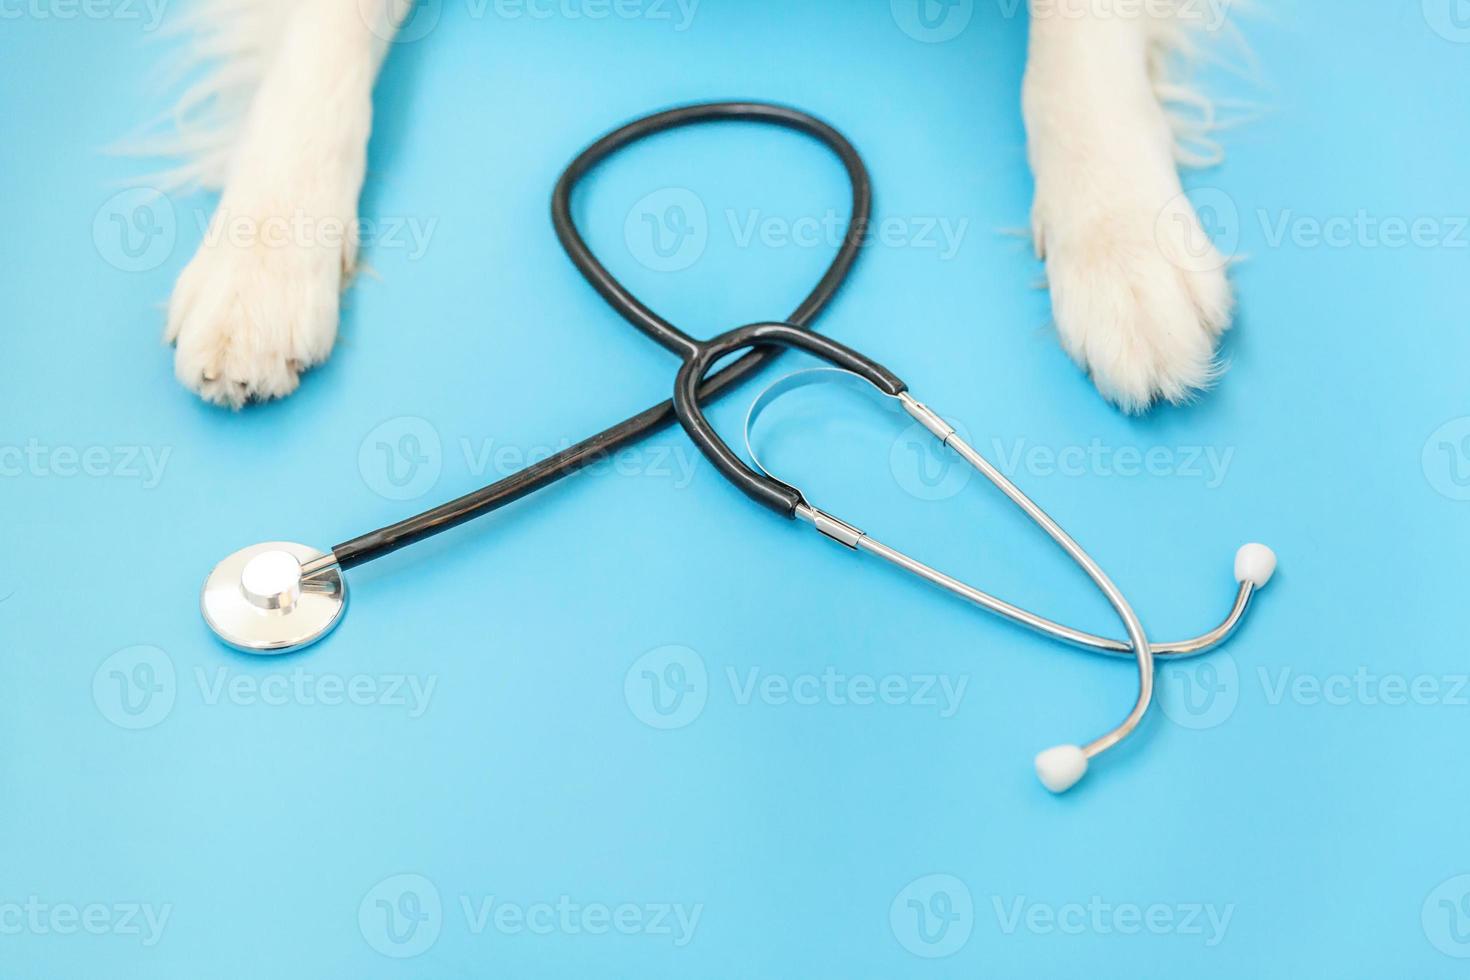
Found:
<box><xmin>3</xmin><ymin>2</ymin><xmax>1469</xmax><ymax>976</ymax></box>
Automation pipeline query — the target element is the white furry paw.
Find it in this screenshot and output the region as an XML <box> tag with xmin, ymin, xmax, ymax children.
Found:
<box><xmin>1035</xmin><ymin>193</ymin><xmax>1233</xmax><ymax>414</ymax></box>
<box><xmin>166</xmin><ymin>202</ymin><xmax>353</xmax><ymax>409</ymax></box>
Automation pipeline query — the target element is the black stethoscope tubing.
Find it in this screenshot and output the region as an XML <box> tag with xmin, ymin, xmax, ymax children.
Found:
<box><xmin>328</xmin><ymin>101</ymin><xmax>872</xmax><ymax>571</ymax></box>
<box><xmin>203</xmin><ymin>99</ymin><xmax>1275</xmax><ymax>793</ymax></box>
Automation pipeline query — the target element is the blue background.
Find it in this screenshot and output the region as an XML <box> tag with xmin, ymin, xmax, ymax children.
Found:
<box><xmin>3</xmin><ymin>1</ymin><xmax>1469</xmax><ymax>976</ymax></box>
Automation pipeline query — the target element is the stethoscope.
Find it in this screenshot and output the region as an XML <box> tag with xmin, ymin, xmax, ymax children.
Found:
<box><xmin>200</xmin><ymin>101</ymin><xmax>1277</xmax><ymax>793</ymax></box>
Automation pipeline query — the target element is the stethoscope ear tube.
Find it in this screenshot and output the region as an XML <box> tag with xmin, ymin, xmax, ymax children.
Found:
<box><xmin>671</xmin><ymin>321</ymin><xmax>907</xmax><ymax>516</ymax></box>
<box><xmin>738</xmin><ymin>367</ymin><xmax>1278</xmax><ymax>793</ymax></box>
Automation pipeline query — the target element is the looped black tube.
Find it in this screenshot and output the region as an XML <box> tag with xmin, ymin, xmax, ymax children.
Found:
<box><xmin>330</xmin><ymin>101</ymin><xmax>871</xmax><ymax>570</ymax></box>
<box><xmin>673</xmin><ymin>322</ymin><xmax>907</xmax><ymax>515</ymax></box>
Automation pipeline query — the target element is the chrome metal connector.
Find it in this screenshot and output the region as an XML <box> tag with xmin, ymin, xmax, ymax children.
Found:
<box><xmin>795</xmin><ymin>504</ymin><xmax>865</xmax><ymax>549</ymax></box>
<box><xmin>899</xmin><ymin>392</ymin><xmax>954</xmax><ymax>443</ymax></box>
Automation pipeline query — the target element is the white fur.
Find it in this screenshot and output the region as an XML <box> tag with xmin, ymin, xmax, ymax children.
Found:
<box><xmin>162</xmin><ymin>0</ymin><xmax>404</xmax><ymax>407</ymax></box>
<box><xmin>1024</xmin><ymin>0</ymin><xmax>1234</xmax><ymax>412</ymax></box>
<box><xmin>153</xmin><ymin>0</ymin><xmax>1236</xmax><ymax>411</ymax></box>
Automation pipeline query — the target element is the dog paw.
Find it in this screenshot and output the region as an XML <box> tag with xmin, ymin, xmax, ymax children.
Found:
<box><xmin>166</xmin><ymin>204</ymin><xmax>354</xmax><ymax>409</ymax></box>
<box><xmin>1034</xmin><ymin>191</ymin><xmax>1234</xmax><ymax>415</ymax></box>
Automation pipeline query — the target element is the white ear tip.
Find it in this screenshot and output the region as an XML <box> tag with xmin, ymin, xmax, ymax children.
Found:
<box><xmin>1034</xmin><ymin>745</ymin><xmax>1088</xmax><ymax>793</ymax></box>
<box><xmin>1234</xmin><ymin>543</ymin><xmax>1278</xmax><ymax>588</ymax></box>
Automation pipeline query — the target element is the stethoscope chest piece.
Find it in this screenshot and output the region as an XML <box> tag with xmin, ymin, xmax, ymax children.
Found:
<box><xmin>201</xmin><ymin>542</ymin><xmax>346</xmax><ymax>654</ymax></box>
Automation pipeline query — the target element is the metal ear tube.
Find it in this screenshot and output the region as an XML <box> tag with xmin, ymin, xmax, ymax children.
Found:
<box><xmin>744</xmin><ymin>368</ymin><xmax>1276</xmax><ymax>793</ymax></box>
